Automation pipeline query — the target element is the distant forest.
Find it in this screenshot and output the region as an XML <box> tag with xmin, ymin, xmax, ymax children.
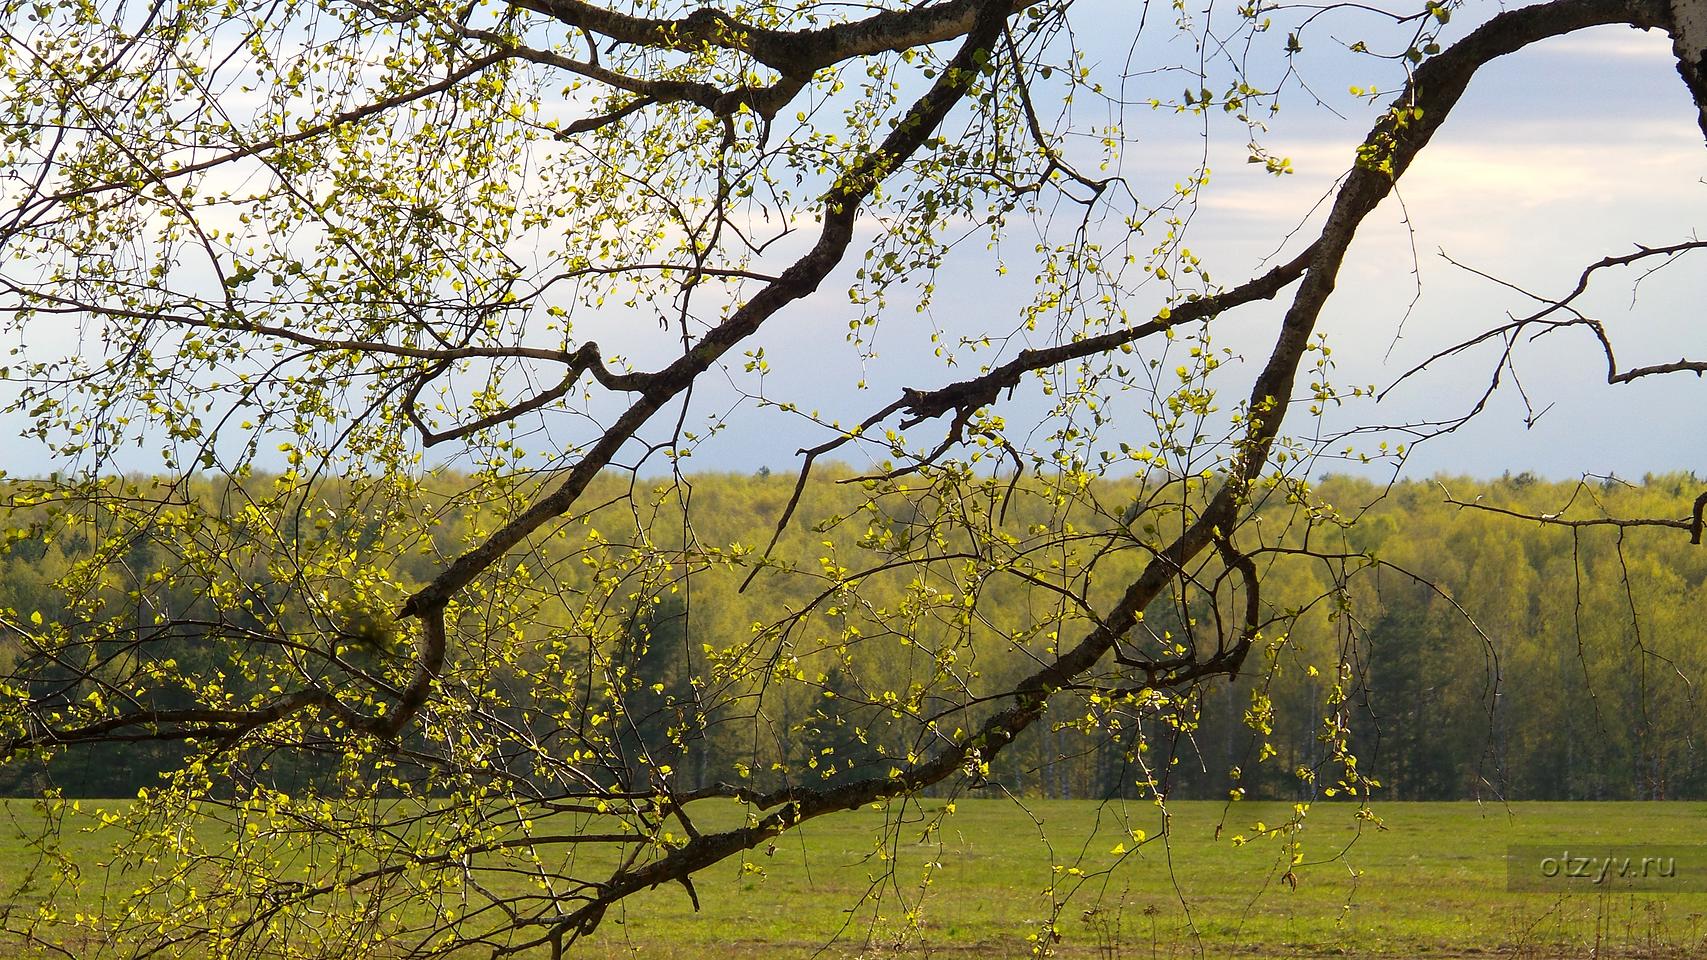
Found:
<box><xmin>2</xmin><ymin>470</ymin><xmax>1703</xmax><ymax>802</ymax></box>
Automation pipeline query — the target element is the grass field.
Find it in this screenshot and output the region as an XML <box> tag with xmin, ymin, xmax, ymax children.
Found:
<box><xmin>5</xmin><ymin>799</ymin><xmax>1706</xmax><ymax>958</ymax></box>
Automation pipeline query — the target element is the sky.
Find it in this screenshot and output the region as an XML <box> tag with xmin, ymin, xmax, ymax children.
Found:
<box><xmin>1</xmin><ymin>5</ymin><xmax>1703</xmax><ymax>483</ymax></box>
<box><xmin>678</xmin><ymin>20</ymin><xmax>1707</xmax><ymax>482</ymax></box>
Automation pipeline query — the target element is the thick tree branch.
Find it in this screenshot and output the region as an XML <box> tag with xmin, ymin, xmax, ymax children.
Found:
<box><xmin>1667</xmin><ymin>0</ymin><xmax>1707</xmax><ymax>138</ymax></box>
<box><xmin>509</xmin><ymin>0</ymin><xmax>1041</xmax><ymax>76</ymax></box>
<box><xmin>740</xmin><ymin>242</ymin><xmax>1320</xmax><ymax>587</ymax></box>
<box><xmin>398</xmin><ymin>0</ymin><xmax>1015</xmax><ymax>652</ymax></box>
<box><xmin>536</xmin><ymin>0</ymin><xmax>1681</xmax><ymax>934</ymax></box>
<box><xmin>4</xmin><ymin>0</ymin><xmax>1702</xmax><ymax>952</ymax></box>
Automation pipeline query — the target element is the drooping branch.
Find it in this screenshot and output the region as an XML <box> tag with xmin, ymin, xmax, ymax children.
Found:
<box><xmin>534</xmin><ymin>0</ymin><xmax>1682</xmax><ymax>935</ymax></box>
<box><xmin>4</xmin><ymin>0</ymin><xmax>1704</xmax><ymax>952</ymax></box>
<box><xmin>9</xmin><ymin>0</ymin><xmax>944</xmax><ymax>230</ymax></box>
<box><xmin>1</xmin><ymin>51</ymin><xmax>514</xmax><ymax>237</ymax></box>
<box><xmin>397</xmin><ymin>0</ymin><xmax>1016</xmax><ymax>629</ymax></box>
<box><xmin>1</xmin><ymin>0</ymin><xmax>1022</xmax><ymax>768</ymax></box>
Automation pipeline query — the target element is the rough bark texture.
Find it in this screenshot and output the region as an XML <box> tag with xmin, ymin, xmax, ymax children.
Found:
<box><xmin>1671</xmin><ymin>0</ymin><xmax>1707</xmax><ymax>138</ymax></box>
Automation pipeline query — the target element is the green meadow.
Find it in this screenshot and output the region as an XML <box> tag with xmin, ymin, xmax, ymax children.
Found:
<box><xmin>6</xmin><ymin>799</ymin><xmax>1706</xmax><ymax>958</ymax></box>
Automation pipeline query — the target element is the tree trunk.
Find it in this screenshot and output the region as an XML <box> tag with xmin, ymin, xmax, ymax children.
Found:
<box><xmin>1673</xmin><ymin>0</ymin><xmax>1707</xmax><ymax>138</ymax></box>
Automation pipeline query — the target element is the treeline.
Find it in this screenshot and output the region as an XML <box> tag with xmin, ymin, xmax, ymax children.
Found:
<box><xmin>1</xmin><ymin>469</ymin><xmax>1703</xmax><ymax>802</ymax></box>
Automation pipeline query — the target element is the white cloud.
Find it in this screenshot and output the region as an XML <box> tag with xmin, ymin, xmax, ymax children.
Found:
<box><xmin>1531</xmin><ymin>27</ymin><xmax>1676</xmax><ymax>61</ymax></box>
<box><xmin>1397</xmin><ymin>128</ymin><xmax>1704</xmax><ymax>214</ymax></box>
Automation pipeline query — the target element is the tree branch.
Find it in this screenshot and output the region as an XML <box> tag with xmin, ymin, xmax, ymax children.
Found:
<box><xmin>541</xmin><ymin>0</ymin><xmax>1680</xmax><ymax>933</ymax></box>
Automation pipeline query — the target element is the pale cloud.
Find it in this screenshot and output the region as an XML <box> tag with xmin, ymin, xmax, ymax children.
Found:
<box><xmin>1397</xmin><ymin>128</ymin><xmax>1704</xmax><ymax>214</ymax></box>
<box><xmin>1183</xmin><ymin>114</ymin><xmax>1705</xmax><ymax>274</ymax></box>
<box><xmin>1531</xmin><ymin>27</ymin><xmax>1676</xmax><ymax>61</ymax></box>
